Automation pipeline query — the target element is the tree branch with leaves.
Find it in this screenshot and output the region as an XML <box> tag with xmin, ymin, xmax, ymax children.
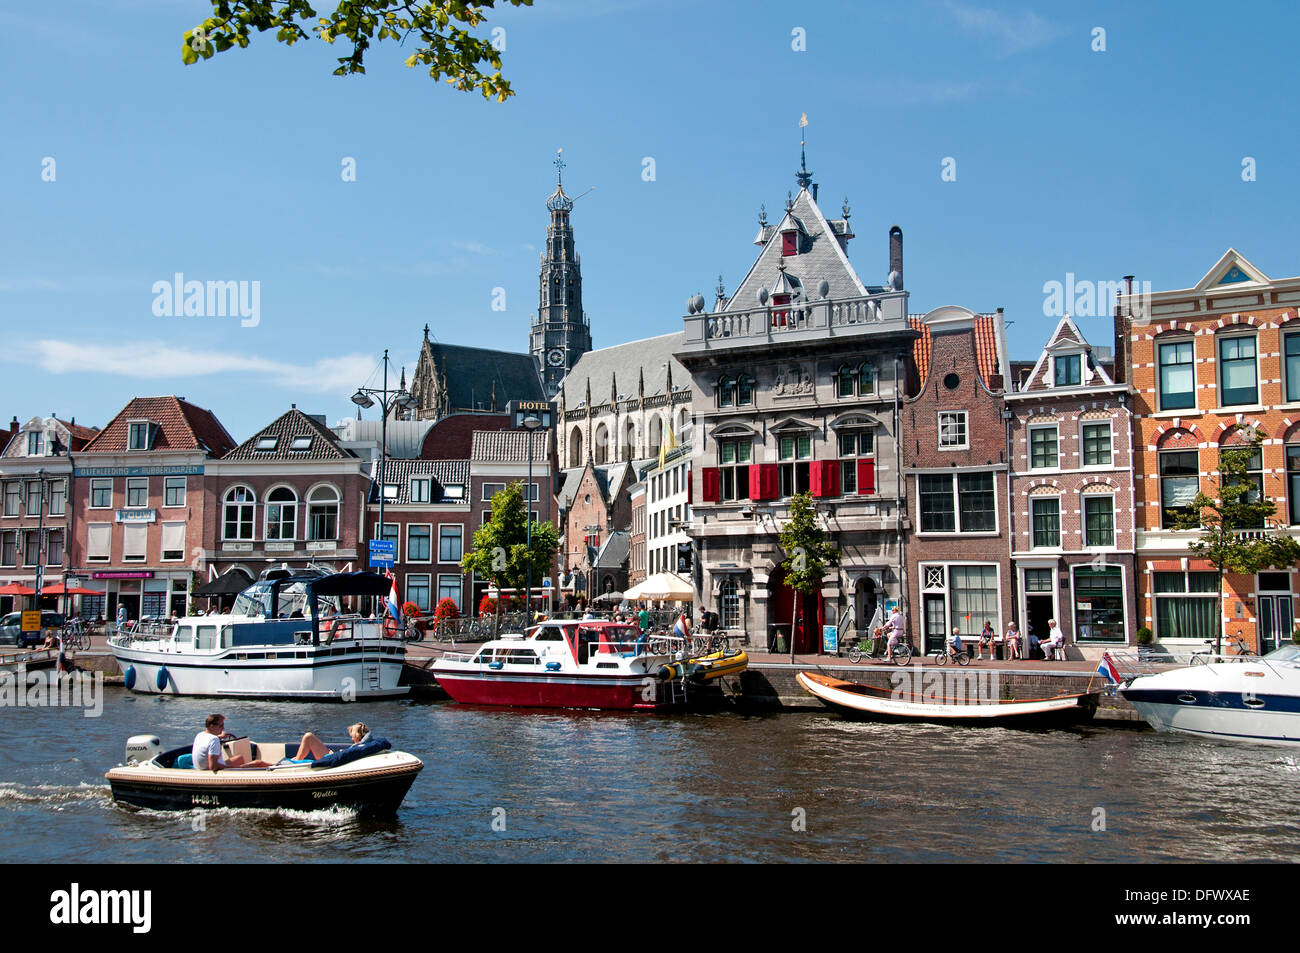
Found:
<box><xmin>183</xmin><ymin>0</ymin><xmax>533</xmax><ymax>100</ymax></box>
<box><xmin>1171</xmin><ymin>430</ymin><xmax>1300</xmax><ymax>650</ymax></box>
<box><xmin>777</xmin><ymin>492</ymin><xmax>840</xmax><ymax>659</ymax></box>
<box><xmin>461</xmin><ymin>481</ymin><xmax>558</xmax><ymax>628</ymax></box>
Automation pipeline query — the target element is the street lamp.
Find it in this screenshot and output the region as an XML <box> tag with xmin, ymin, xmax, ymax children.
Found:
<box><xmin>352</xmin><ymin>349</ymin><xmax>416</xmax><ymax>597</ymax></box>
<box><xmin>34</xmin><ymin>468</ymin><xmax>47</xmax><ymax>610</ymax></box>
<box><xmin>522</xmin><ymin>414</ymin><xmax>542</xmax><ymax>623</ymax></box>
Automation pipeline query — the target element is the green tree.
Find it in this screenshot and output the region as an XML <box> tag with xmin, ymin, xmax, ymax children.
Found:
<box><xmin>1172</xmin><ymin>430</ymin><xmax>1300</xmax><ymax>651</ymax></box>
<box><xmin>461</xmin><ymin>481</ymin><xmax>558</xmax><ymax>629</ymax></box>
<box><xmin>776</xmin><ymin>492</ymin><xmax>839</xmax><ymax>660</ymax></box>
<box><xmin>183</xmin><ymin>0</ymin><xmax>532</xmax><ymax>100</ymax></box>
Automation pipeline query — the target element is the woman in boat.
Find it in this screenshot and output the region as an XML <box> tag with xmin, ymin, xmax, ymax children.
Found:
<box><xmin>290</xmin><ymin>723</ymin><xmax>371</xmax><ymax>762</ymax></box>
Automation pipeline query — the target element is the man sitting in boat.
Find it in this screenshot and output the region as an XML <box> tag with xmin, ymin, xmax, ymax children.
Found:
<box><xmin>287</xmin><ymin>723</ymin><xmax>371</xmax><ymax>763</ymax></box>
<box><xmin>193</xmin><ymin>714</ymin><xmax>271</xmax><ymax>770</ymax></box>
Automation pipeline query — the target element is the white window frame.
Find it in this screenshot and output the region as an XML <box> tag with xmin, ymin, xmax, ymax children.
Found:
<box><xmin>48</xmin><ymin>478</ymin><xmax>66</xmax><ymax>517</ymax></box>
<box><xmin>1216</xmin><ymin>330</ymin><xmax>1260</xmax><ymax>409</ymax></box>
<box><xmin>1079</xmin><ymin>420</ymin><xmax>1114</xmax><ymax>469</ymax></box>
<box><xmin>163</xmin><ymin>476</ymin><xmax>187</xmax><ymax>508</ymax></box>
<box><xmin>1029</xmin><ymin>495</ymin><xmax>1062</xmax><ymax>549</ymax></box>
<box><xmin>125</xmin><ymin>477</ymin><xmax>149</xmax><ymax>508</ymax></box>
<box><xmin>410</xmin><ymin>477</ymin><xmax>432</xmax><ymax>504</ymax></box>
<box><xmin>127</xmin><ymin>420</ymin><xmax>153</xmax><ymax>451</ymax></box>
<box><xmin>1027</xmin><ymin>424</ymin><xmax>1060</xmax><ymax>471</ymax></box>
<box><xmin>89</xmin><ymin>478</ymin><xmax>113</xmax><ymax>509</ymax></box>
<box><xmin>438</xmin><ymin>524</ymin><xmax>464</xmax><ymax>564</ymax></box>
<box><xmin>263</xmin><ymin>486</ymin><xmax>298</xmax><ymax>542</ymax></box>
<box><xmin>405</xmin><ymin>573</ymin><xmax>432</xmax><ymax>613</ymax></box>
<box><xmin>437</xmin><ymin>573</ymin><xmax>462</xmax><ymax>611</ymax></box>
<box><xmin>937</xmin><ymin>411</ymin><xmax>969</xmax><ymax>451</ymax></box>
<box><xmin>1082</xmin><ymin>492</ymin><xmax>1117</xmax><ymax>549</ymax></box>
<box><xmin>406</xmin><ymin>523</ymin><xmax>433</xmax><ymax>564</ymax></box>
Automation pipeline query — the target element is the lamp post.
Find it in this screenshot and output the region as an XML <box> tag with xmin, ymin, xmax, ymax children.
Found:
<box><xmin>352</xmin><ymin>349</ymin><xmax>417</xmax><ymax>604</ymax></box>
<box><xmin>522</xmin><ymin>414</ymin><xmax>542</xmax><ymax>624</ymax></box>
<box><xmin>34</xmin><ymin>468</ymin><xmax>47</xmax><ymax>611</ymax></box>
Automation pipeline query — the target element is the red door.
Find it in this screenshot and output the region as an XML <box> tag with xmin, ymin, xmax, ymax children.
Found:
<box><xmin>770</xmin><ymin>568</ymin><xmax>824</xmax><ymax>654</ymax></box>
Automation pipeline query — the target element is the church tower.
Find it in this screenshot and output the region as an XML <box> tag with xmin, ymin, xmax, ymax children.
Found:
<box><xmin>532</xmin><ymin>151</ymin><xmax>593</xmax><ymax>397</ymax></box>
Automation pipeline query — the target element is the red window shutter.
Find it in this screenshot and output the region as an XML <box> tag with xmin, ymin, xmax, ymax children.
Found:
<box><xmin>857</xmin><ymin>459</ymin><xmax>876</xmax><ymax>495</ymax></box>
<box><xmin>686</xmin><ymin>468</ymin><xmax>693</xmax><ymax>504</ymax></box>
<box><xmin>782</xmin><ymin>231</ymin><xmax>797</xmax><ymax>256</ymax></box>
<box><xmin>701</xmin><ymin>468</ymin><xmax>720</xmax><ymax>504</ymax></box>
<box><xmin>750</xmin><ymin>463</ymin><xmax>778</xmax><ymax>501</ymax></box>
<box><xmin>810</xmin><ymin>460</ymin><xmax>831</xmax><ymax>497</ymax></box>
<box><xmin>825</xmin><ymin>460</ymin><xmax>841</xmax><ymax>497</ymax></box>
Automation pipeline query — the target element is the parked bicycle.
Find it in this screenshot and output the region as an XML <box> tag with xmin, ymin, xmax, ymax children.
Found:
<box><xmin>933</xmin><ymin>643</ymin><xmax>971</xmax><ymax>666</ymax></box>
<box><xmin>60</xmin><ymin>618</ymin><xmax>91</xmax><ymax>652</ymax></box>
<box><xmin>1190</xmin><ymin>632</ymin><xmax>1258</xmax><ymax>664</ymax></box>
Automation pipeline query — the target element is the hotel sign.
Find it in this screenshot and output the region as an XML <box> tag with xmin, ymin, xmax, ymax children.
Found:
<box><xmin>115</xmin><ymin>509</ymin><xmax>157</xmax><ymax>523</ymax></box>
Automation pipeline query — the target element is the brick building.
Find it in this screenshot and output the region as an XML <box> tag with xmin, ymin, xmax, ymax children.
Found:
<box><xmin>1005</xmin><ymin>316</ymin><xmax>1137</xmax><ymax>658</ymax></box>
<box><xmin>1122</xmin><ymin>250</ymin><xmax>1300</xmax><ymax>653</ymax></box>
<box><xmin>558</xmin><ymin>460</ymin><xmax>634</xmax><ymax>603</ymax></box>
<box><xmin>203</xmin><ymin>407</ymin><xmax>369</xmax><ymax>594</ymax></box>
<box><xmin>902</xmin><ymin>307</ymin><xmax>1012</xmax><ymax>654</ymax></box>
<box><xmin>0</xmin><ymin>415</ymin><xmax>99</xmax><ymax>614</ymax></box>
<box><xmin>71</xmin><ymin>396</ymin><xmax>235</xmax><ymax>622</ymax></box>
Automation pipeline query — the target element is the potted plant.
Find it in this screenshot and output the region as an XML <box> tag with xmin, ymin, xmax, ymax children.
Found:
<box><xmin>432</xmin><ymin>597</ymin><xmax>459</xmax><ymax>638</ymax></box>
<box><xmin>1136</xmin><ymin>625</ymin><xmax>1154</xmax><ymax>660</ymax></box>
<box><xmin>1291</xmin><ymin>625</ymin><xmax>1300</xmax><ymax>646</ymax></box>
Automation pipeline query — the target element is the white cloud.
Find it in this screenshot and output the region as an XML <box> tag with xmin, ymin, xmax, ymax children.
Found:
<box><xmin>451</xmin><ymin>240</ymin><xmax>498</xmax><ymax>256</ymax></box>
<box><xmin>938</xmin><ymin>0</ymin><xmax>1062</xmax><ymax>55</ymax></box>
<box><xmin>12</xmin><ymin>340</ymin><xmax>375</xmax><ymax>394</ymax></box>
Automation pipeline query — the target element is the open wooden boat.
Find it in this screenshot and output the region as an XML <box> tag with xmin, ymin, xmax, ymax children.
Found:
<box><xmin>797</xmin><ymin>671</ymin><xmax>1097</xmax><ymax>726</ymax></box>
<box><xmin>106</xmin><ymin>734</ymin><xmax>423</xmax><ymax>816</ymax></box>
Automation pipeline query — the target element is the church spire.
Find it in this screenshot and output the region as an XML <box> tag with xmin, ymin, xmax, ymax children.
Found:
<box><xmin>534</xmin><ymin>149</ymin><xmax>592</xmax><ymax>399</ymax></box>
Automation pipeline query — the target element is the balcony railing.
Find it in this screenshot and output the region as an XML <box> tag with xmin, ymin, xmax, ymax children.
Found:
<box><xmin>682</xmin><ymin>291</ymin><xmax>909</xmax><ymax>349</ymax></box>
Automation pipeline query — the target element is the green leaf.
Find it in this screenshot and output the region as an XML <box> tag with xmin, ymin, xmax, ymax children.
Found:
<box><xmin>181</xmin><ymin>42</ymin><xmax>198</xmax><ymax>65</ymax></box>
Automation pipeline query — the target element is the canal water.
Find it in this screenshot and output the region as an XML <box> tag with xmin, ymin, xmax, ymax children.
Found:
<box><xmin>2</xmin><ymin>687</ymin><xmax>1298</xmax><ymax>863</ymax></box>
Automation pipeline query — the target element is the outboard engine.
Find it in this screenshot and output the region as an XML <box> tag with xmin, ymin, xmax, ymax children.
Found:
<box><xmin>124</xmin><ymin>735</ymin><xmax>162</xmax><ymax>764</ymax></box>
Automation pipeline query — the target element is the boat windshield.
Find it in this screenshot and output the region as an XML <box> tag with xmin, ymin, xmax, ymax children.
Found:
<box><xmin>1262</xmin><ymin>644</ymin><xmax>1300</xmax><ymax>665</ymax></box>
<box><xmin>230</xmin><ymin>581</ymin><xmax>339</xmax><ymax>619</ymax></box>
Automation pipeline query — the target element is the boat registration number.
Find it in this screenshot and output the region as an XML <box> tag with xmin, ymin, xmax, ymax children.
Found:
<box><xmin>191</xmin><ymin>794</ymin><xmax>220</xmax><ymax>806</ymax></box>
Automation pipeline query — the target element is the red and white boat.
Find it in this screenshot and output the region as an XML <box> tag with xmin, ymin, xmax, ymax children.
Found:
<box><xmin>430</xmin><ymin>619</ymin><xmax>684</xmax><ymax>710</ymax></box>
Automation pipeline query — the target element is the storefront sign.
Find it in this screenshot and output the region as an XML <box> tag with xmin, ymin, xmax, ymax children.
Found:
<box><xmin>115</xmin><ymin>509</ymin><xmax>156</xmax><ymax>523</ymax></box>
<box><xmin>307</xmin><ymin>541</ymin><xmax>337</xmax><ymax>552</ymax></box>
<box><xmin>265</xmin><ymin>541</ymin><xmax>295</xmax><ymax>552</ymax></box>
<box><xmin>91</xmin><ymin>571</ymin><xmax>154</xmax><ymax>580</ymax></box>
<box><xmin>221</xmin><ymin>542</ymin><xmax>254</xmax><ymax>553</ymax></box>
<box><xmin>74</xmin><ymin>465</ymin><xmax>204</xmax><ymax>478</ymax></box>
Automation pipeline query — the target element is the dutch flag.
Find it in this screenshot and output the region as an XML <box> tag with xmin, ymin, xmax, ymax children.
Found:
<box><xmin>1097</xmin><ymin>651</ymin><xmax>1122</xmax><ymax>686</ymax></box>
<box><xmin>384</xmin><ymin>570</ymin><xmax>401</xmax><ymax>623</ymax></box>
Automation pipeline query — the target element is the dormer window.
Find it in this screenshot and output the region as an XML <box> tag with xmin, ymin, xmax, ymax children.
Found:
<box><xmin>128</xmin><ymin>420</ymin><xmax>156</xmax><ymax>451</ymax></box>
<box><xmin>1053</xmin><ymin>354</ymin><xmax>1081</xmax><ymax>387</ymax></box>
<box><xmin>443</xmin><ymin>484</ymin><xmax>465</xmax><ymax>499</ymax></box>
<box><xmin>25</xmin><ymin>431</ymin><xmax>44</xmax><ymax>457</ymax></box>
<box><xmin>255</xmin><ymin>436</ymin><xmax>278</xmax><ymax>451</ymax></box>
<box><xmin>781</xmin><ymin>230</ymin><xmax>797</xmax><ymax>256</ymax></box>
<box><xmin>289</xmin><ymin>435</ymin><xmax>312</xmax><ymax>451</ymax></box>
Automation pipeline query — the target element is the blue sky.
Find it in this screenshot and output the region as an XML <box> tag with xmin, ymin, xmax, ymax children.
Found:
<box><xmin>3</xmin><ymin>0</ymin><xmax>1298</xmax><ymax>439</ymax></box>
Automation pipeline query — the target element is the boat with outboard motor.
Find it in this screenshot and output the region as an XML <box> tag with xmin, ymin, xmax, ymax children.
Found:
<box><xmin>1118</xmin><ymin>643</ymin><xmax>1300</xmax><ymax>746</ymax></box>
<box><xmin>431</xmin><ymin>619</ymin><xmax>687</xmax><ymax>710</ymax></box>
<box><xmin>105</xmin><ymin>733</ymin><xmax>423</xmax><ymax>816</ymax></box>
<box><xmin>108</xmin><ymin>568</ymin><xmax>408</xmax><ymax>700</ymax></box>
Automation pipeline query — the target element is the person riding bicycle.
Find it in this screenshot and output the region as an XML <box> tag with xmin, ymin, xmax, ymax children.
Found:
<box><xmin>947</xmin><ymin>626</ymin><xmax>964</xmax><ymax>662</ymax></box>
<box><xmin>884</xmin><ymin>606</ymin><xmax>905</xmax><ymax>661</ymax></box>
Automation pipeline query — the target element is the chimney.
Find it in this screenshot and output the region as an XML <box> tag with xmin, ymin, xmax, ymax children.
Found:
<box><xmin>1112</xmin><ymin>276</ymin><xmax>1134</xmax><ymax>384</ymax></box>
<box><xmin>889</xmin><ymin>226</ymin><xmax>903</xmax><ymax>289</ymax></box>
<box><xmin>812</xmin><ymin>183</ymin><xmax>818</xmax><ymax>203</ymax></box>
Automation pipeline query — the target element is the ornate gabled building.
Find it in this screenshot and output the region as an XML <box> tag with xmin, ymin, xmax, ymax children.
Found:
<box><xmin>532</xmin><ymin>152</ymin><xmax>593</xmax><ymax>398</ymax></box>
<box><xmin>678</xmin><ymin>159</ymin><xmax>915</xmax><ymax>653</ymax></box>
<box><xmin>408</xmin><ymin>327</ymin><xmax>545</xmax><ymax>421</ymax></box>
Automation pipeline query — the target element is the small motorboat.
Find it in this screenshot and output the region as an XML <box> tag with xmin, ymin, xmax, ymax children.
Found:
<box><xmin>797</xmin><ymin>671</ymin><xmax>1098</xmax><ymax>726</ymax></box>
<box><xmin>656</xmin><ymin>648</ymin><xmax>749</xmax><ymax>683</ymax></box>
<box><xmin>431</xmin><ymin>619</ymin><xmax>682</xmax><ymax>710</ymax></box>
<box><xmin>106</xmin><ymin>734</ymin><xmax>423</xmax><ymax>817</ymax></box>
<box><xmin>1117</xmin><ymin>643</ymin><xmax>1300</xmax><ymax>746</ymax></box>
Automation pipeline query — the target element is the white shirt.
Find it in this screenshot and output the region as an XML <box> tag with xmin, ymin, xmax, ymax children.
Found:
<box><xmin>192</xmin><ymin>731</ymin><xmax>223</xmax><ymax>771</ymax></box>
<box><xmin>1047</xmin><ymin>625</ymin><xmax>1064</xmax><ymax>645</ymax></box>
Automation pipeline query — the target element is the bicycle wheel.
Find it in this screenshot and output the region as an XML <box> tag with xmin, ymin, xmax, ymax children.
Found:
<box><xmin>894</xmin><ymin>643</ymin><xmax>913</xmax><ymax>665</ymax></box>
<box><xmin>957</xmin><ymin>651</ymin><xmax>970</xmax><ymax>666</ymax></box>
<box><xmin>1189</xmin><ymin>653</ymin><xmax>1209</xmax><ymax>666</ymax></box>
<box><xmin>934</xmin><ymin>651</ymin><xmax>947</xmax><ymax>666</ymax></box>
<box><xmin>848</xmin><ymin>644</ymin><xmax>863</xmax><ymax>664</ymax></box>
<box><xmin>405</xmin><ymin>623</ymin><xmax>424</xmax><ymax>643</ymax></box>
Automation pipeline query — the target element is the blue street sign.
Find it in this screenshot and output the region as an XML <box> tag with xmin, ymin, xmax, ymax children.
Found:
<box><xmin>368</xmin><ymin>539</ymin><xmax>395</xmax><ymax>568</ymax></box>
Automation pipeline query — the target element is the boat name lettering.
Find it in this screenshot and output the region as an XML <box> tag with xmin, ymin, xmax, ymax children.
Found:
<box><xmin>311</xmin><ymin>790</ymin><xmax>338</xmax><ymax>798</ymax></box>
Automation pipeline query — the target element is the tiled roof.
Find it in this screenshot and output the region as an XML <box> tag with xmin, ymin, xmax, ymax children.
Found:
<box><xmin>470</xmin><ymin>429</ymin><xmax>550</xmax><ymax>463</ymax></box>
<box><xmin>82</xmin><ymin>396</ymin><xmax>235</xmax><ymax>456</ymax></box>
<box><xmin>557</xmin><ymin>461</ymin><xmax>634</xmax><ymax>509</ymax></box>
<box><xmin>909</xmin><ymin>315</ymin><xmax>1000</xmax><ymax>388</ymax></box>
<box><xmin>55</xmin><ymin>418</ymin><xmax>100</xmax><ymax>446</ymax></box>
<box><xmin>722</xmin><ymin>187</ymin><xmax>868</xmax><ymax>315</ymax></box>
<box><xmin>558</xmin><ymin>332</ymin><xmax>688</xmax><ymax>409</ymax></box>
<box><xmin>368</xmin><ymin>459</ymin><xmax>470</xmax><ymax>505</ymax></box>
<box><xmin>593</xmin><ymin>530</ymin><xmax>630</xmax><ymax>569</ymax></box>
<box><xmin>224</xmin><ymin>408</ymin><xmax>356</xmax><ymax>460</ymax></box>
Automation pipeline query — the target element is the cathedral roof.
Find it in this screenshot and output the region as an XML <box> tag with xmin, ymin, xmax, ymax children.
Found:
<box><xmin>417</xmin><ymin>342</ymin><xmax>545</xmax><ymax>413</ymax></box>
<box><xmin>558</xmin><ymin>332</ymin><xmax>687</xmax><ymax>408</ymax></box>
<box><xmin>723</xmin><ymin>187</ymin><xmax>868</xmax><ymax>313</ymax></box>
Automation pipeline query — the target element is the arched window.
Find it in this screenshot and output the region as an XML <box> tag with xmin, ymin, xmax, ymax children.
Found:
<box><xmin>648</xmin><ymin>416</ymin><xmax>663</xmax><ymax>458</ymax></box>
<box><xmin>623</xmin><ymin>420</ymin><xmax>636</xmax><ymax>462</ymax></box>
<box><xmin>858</xmin><ymin>363</ymin><xmax>875</xmax><ymax>395</ymax></box>
<box><xmin>307</xmin><ymin>485</ymin><xmax>339</xmax><ymax>541</ymax></box>
<box><xmin>838</xmin><ymin>365</ymin><xmax>856</xmax><ymax>398</ymax></box>
<box><xmin>265</xmin><ymin>487</ymin><xmax>297</xmax><ymax>541</ymax></box>
<box><xmin>569</xmin><ymin>426</ymin><xmax>583</xmax><ymax>464</ymax></box>
<box><xmin>223</xmin><ymin>486</ymin><xmax>255</xmax><ymax>541</ymax></box>
<box><xmin>594</xmin><ymin>424</ymin><xmax>609</xmax><ymax>464</ymax></box>
<box><xmin>718</xmin><ymin>376</ymin><xmax>737</xmax><ymax>408</ymax></box>
<box><xmin>737</xmin><ymin>374</ymin><xmax>755</xmax><ymax>406</ymax></box>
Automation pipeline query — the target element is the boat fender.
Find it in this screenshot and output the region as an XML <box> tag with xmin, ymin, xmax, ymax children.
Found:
<box><xmin>123</xmin><ymin>665</ymin><xmax>136</xmax><ymax>690</ymax></box>
<box><xmin>156</xmin><ymin>667</ymin><xmax>170</xmax><ymax>692</ymax></box>
<box><xmin>545</xmin><ymin>661</ymin><xmax>561</xmax><ymax>672</ymax></box>
<box><xmin>655</xmin><ymin>664</ymin><xmax>679</xmax><ymax>681</ymax></box>
<box><xmin>488</xmin><ymin>660</ymin><xmax>504</xmax><ymax>670</ymax></box>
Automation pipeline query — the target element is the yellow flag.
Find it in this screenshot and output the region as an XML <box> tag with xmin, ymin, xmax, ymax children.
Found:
<box><xmin>799</xmin><ymin>113</ymin><xmax>808</xmax><ymax>127</ymax></box>
<box><xmin>659</xmin><ymin>422</ymin><xmax>678</xmax><ymax>469</ymax></box>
